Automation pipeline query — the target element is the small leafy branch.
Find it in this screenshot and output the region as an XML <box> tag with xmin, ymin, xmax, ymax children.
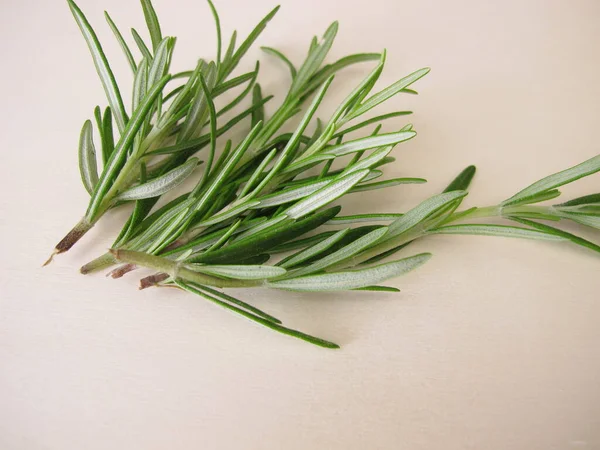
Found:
<box><xmin>47</xmin><ymin>0</ymin><xmax>600</xmax><ymax>348</ymax></box>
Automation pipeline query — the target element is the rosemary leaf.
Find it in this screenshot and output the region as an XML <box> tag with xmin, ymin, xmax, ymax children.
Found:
<box><xmin>175</xmin><ymin>281</ymin><xmax>339</xmax><ymax>348</ymax></box>
<box><xmin>284</xmin><ymin>227</ymin><xmax>389</xmax><ymax>278</ymax></box>
<box><xmin>261</xmin><ymin>46</ymin><xmax>297</xmax><ymax>78</ymax></box>
<box><xmin>68</xmin><ymin>0</ymin><xmax>128</xmax><ymax>133</ymax></box>
<box><xmin>190</xmin><ymin>206</ymin><xmax>342</xmax><ymax>264</ymax></box>
<box><xmin>140</xmin><ymin>0</ymin><xmax>163</xmax><ymax>51</ymax></box>
<box><xmin>346</xmin><ymin>67</ymin><xmax>431</xmax><ymax>121</ymax></box>
<box><xmin>101</xmin><ymin>107</ymin><xmax>114</xmax><ymax>165</ymax></box>
<box><xmin>206</xmin><ymin>0</ymin><xmax>222</xmax><ymax>67</ymax></box>
<box><xmin>350</xmin><ymin>177</ymin><xmax>427</xmax><ymax>193</ymax></box>
<box><xmin>443</xmin><ymin>165</ymin><xmax>476</xmax><ymax>193</ymax></box>
<box><xmin>285</xmin><ymin>170</ymin><xmax>369</xmax><ymax>219</ymax></box>
<box><xmin>278</xmin><ymin>229</ymin><xmax>350</xmax><ymax>269</ymax></box>
<box><xmin>555</xmin><ymin>193</ymin><xmax>600</xmax><ymax>207</ymax></box>
<box><xmin>104</xmin><ymin>11</ymin><xmax>137</xmax><ymax>73</ymax></box>
<box><xmin>387</xmin><ymin>191</ymin><xmax>468</xmax><ymax>238</ymax></box>
<box><xmin>116</xmin><ymin>157</ymin><xmax>200</xmax><ymax>201</ymax></box>
<box><xmin>187</xmin><ymin>264</ymin><xmax>286</xmax><ymax>280</ymax></box>
<box><xmin>78</xmin><ymin>120</ymin><xmax>99</xmax><ymax>195</ymax></box>
<box><xmin>131</xmin><ymin>27</ymin><xmax>153</xmax><ymax>61</ymax></box>
<box><xmin>502</xmin><ymin>154</ymin><xmax>600</xmax><ymax>206</ymax></box>
<box><xmin>509</xmin><ymin>217</ymin><xmax>600</xmax><ymax>254</ymax></box>
<box><xmin>268</xmin><ymin>253</ymin><xmax>431</xmax><ymax>291</ymax></box>
<box><xmin>429</xmin><ymin>224</ymin><xmax>567</xmax><ymax>241</ymax></box>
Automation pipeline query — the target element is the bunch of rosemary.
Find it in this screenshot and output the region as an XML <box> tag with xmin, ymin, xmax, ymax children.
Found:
<box><xmin>48</xmin><ymin>0</ymin><xmax>600</xmax><ymax>348</ymax></box>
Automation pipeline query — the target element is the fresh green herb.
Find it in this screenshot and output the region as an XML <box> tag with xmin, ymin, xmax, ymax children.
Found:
<box><xmin>48</xmin><ymin>1</ymin><xmax>599</xmax><ymax>349</ymax></box>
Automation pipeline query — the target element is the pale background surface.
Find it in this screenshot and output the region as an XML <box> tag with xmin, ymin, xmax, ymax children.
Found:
<box><xmin>1</xmin><ymin>0</ymin><xmax>599</xmax><ymax>449</ymax></box>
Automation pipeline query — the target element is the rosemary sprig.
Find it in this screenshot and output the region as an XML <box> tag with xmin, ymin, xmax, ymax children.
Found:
<box><xmin>48</xmin><ymin>1</ymin><xmax>599</xmax><ymax>349</ymax></box>
<box><xmin>115</xmin><ymin>152</ymin><xmax>599</xmax><ymax>348</ymax></box>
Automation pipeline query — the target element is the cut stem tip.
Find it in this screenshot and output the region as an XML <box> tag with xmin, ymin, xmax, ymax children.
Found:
<box><xmin>43</xmin><ymin>249</ymin><xmax>59</xmax><ymax>267</ymax></box>
<box><xmin>139</xmin><ymin>273</ymin><xmax>169</xmax><ymax>290</ymax></box>
<box><xmin>107</xmin><ymin>263</ymin><xmax>138</xmax><ymax>279</ymax></box>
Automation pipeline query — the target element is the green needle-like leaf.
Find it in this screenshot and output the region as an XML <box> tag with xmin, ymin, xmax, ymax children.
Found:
<box><xmin>216</xmin><ymin>62</ymin><xmax>260</xmax><ymax>118</ymax></box>
<box><xmin>350</xmin><ymin>177</ymin><xmax>426</xmax><ymax>193</ymax></box>
<box><xmin>302</xmin><ymin>52</ymin><xmax>381</xmax><ymax>98</ymax></box>
<box><xmin>179</xmin><ymin>61</ymin><xmax>216</xmax><ymax>142</ymax></box>
<box><xmin>104</xmin><ymin>11</ymin><xmax>137</xmax><ymax>73</ymax></box>
<box><xmin>116</xmin><ymin>157</ymin><xmax>200</xmax><ymax>201</ymax></box>
<box><xmin>148</xmin><ymin>96</ymin><xmax>272</xmax><ymax>157</ymax></box>
<box><xmin>238</xmin><ymin>149</ymin><xmax>277</xmax><ymax>198</ymax></box>
<box><xmin>443</xmin><ymin>165</ymin><xmax>476</xmax><ymax>193</ymax></box>
<box><xmin>251</xmin><ymin>84</ymin><xmax>264</xmax><ymax>128</ymax></box>
<box><xmin>285</xmin><ymin>227</ymin><xmax>389</xmax><ymax>278</ymax></box>
<box><xmin>360</xmin><ymin>242</ymin><xmax>412</xmax><ymax>265</ymax></box>
<box><xmin>140</xmin><ymin>0</ymin><xmax>163</xmax><ymax>51</ymax></box>
<box><xmin>194</xmin><ymin>284</ymin><xmax>281</xmax><ymax>323</ymax></box>
<box><xmin>206</xmin><ymin>0</ymin><xmax>222</xmax><ymax>66</ymax></box>
<box><xmin>187</xmin><ymin>264</ymin><xmax>287</xmax><ymax>280</ymax></box>
<box><xmin>223</xmin><ymin>30</ymin><xmax>237</xmax><ymax>67</ymax></box>
<box><xmin>213</xmin><ymin>70</ymin><xmax>258</xmax><ymax>96</ymax></box>
<box><xmin>190</xmin><ymin>206</ymin><xmax>342</xmax><ymax>264</ymax></box>
<box><xmin>195</xmin><ymin>201</ymin><xmax>261</xmax><ymax>228</ymax></box>
<box><xmin>387</xmin><ymin>191</ymin><xmax>468</xmax><ymax>238</ymax></box>
<box><xmin>253</xmin><ymin>178</ymin><xmax>332</xmax><ymax>209</ymax></box>
<box><xmin>344</xmin><ymin>146</ymin><xmax>393</xmax><ymax>174</ymax></box>
<box><xmin>261</xmin><ymin>46</ymin><xmax>297</xmax><ymax>79</ymax></box>
<box><xmin>332</xmin><ymin>111</ymin><xmax>412</xmax><ymax>139</ymax></box>
<box><xmin>327</xmin><ymin>214</ymin><xmax>404</xmax><ymax>225</ymax></box>
<box><xmin>270</xmin><ymin>231</ymin><xmax>339</xmax><ymax>254</ymax></box>
<box><xmin>132</xmin><ymin>58</ymin><xmax>148</xmax><ymax>112</ymax></box>
<box><xmin>502</xmin><ymin>154</ymin><xmax>600</xmax><ymax>206</ymax></box>
<box><xmin>68</xmin><ymin>0</ymin><xmax>128</xmax><ymax>133</ymax></box>
<box><xmin>230</xmin><ymin>216</ymin><xmax>289</xmax><ymax>242</ymax></box>
<box><xmin>78</xmin><ymin>120</ymin><xmax>99</xmax><ymax>195</ymax></box>
<box><xmin>559</xmin><ymin>212</ymin><xmax>600</xmax><ymax>229</ymax></box>
<box><xmin>346</xmin><ymin>67</ymin><xmax>431</xmax><ymax>121</ymax></box>
<box><xmin>268</xmin><ymin>253</ymin><xmax>431</xmax><ymax>291</ymax></box>
<box><xmin>509</xmin><ymin>217</ymin><xmax>600</xmax><ymax>254</ymax></box>
<box><xmin>148</xmin><ymin>38</ymin><xmax>172</xmax><ymax>88</ymax></box>
<box><xmin>278</xmin><ymin>229</ymin><xmax>350</xmax><ymax>268</ymax></box>
<box><xmin>429</xmin><ymin>224</ymin><xmax>567</xmax><ymax>241</ymax></box>
<box><xmin>220</xmin><ymin>6</ymin><xmax>280</xmax><ymax>81</ymax></box>
<box><xmin>285</xmin><ymin>169</ymin><xmax>370</xmax><ymax>219</ymax></box>
<box><xmin>192</xmin><ymin>121</ymin><xmax>263</xmax><ymax>212</ymax></box>
<box><xmin>324</xmin><ymin>131</ymin><xmax>417</xmax><ymax>157</ymax></box>
<box><xmin>176</xmin><ymin>281</ymin><xmax>339</xmax><ymax>348</ymax></box>
<box><xmin>290</xmin><ymin>21</ymin><xmax>338</xmax><ymax>96</ymax></box>
<box><xmin>556</xmin><ymin>193</ymin><xmax>600</xmax><ymax>207</ymax></box>
<box><xmin>101</xmin><ymin>107</ymin><xmax>114</xmax><ymax>165</ymax></box>
<box><xmin>196</xmin><ymin>73</ymin><xmax>218</xmax><ymax>187</ymax></box>
<box><xmin>354</xmin><ymin>286</ymin><xmax>400</xmax><ymax>292</ymax></box>
<box><xmin>503</xmin><ymin>189</ymin><xmax>561</xmax><ymax>207</ymax></box>
<box><xmin>131</xmin><ymin>27</ymin><xmax>153</xmax><ymax>61</ymax></box>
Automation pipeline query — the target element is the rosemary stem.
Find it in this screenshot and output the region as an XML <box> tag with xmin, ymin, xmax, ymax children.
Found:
<box><xmin>46</xmin><ymin>217</ymin><xmax>93</xmax><ymax>265</ymax></box>
<box><xmin>90</xmin><ymin>126</ymin><xmax>167</xmax><ymax>221</ymax></box>
<box><xmin>331</xmin><ymin>204</ymin><xmax>560</xmax><ymax>270</ymax></box>
<box><xmin>80</xmin><ymin>252</ymin><xmax>117</xmax><ymax>274</ymax></box>
<box><xmin>110</xmin><ymin>249</ymin><xmax>262</xmax><ymax>288</ymax></box>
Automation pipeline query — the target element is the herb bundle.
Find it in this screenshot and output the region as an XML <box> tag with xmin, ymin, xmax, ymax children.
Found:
<box><xmin>48</xmin><ymin>0</ymin><xmax>600</xmax><ymax>348</ymax></box>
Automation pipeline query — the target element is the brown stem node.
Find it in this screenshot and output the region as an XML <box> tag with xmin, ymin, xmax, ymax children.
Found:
<box><xmin>108</xmin><ymin>264</ymin><xmax>138</xmax><ymax>279</ymax></box>
<box><xmin>139</xmin><ymin>273</ymin><xmax>169</xmax><ymax>290</ymax></box>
